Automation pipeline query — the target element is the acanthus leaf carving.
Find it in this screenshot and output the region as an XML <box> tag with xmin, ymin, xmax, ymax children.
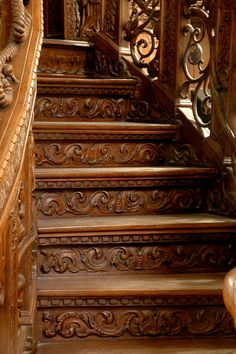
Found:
<box><xmin>42</xmin><ymin>308</ymin><xmax>234</xmax><ymax>338</ymax></box>
<box><xmin>36</xmin><ymin>189</ymin><xmax>203</xmax><ymax>217</ymax></box>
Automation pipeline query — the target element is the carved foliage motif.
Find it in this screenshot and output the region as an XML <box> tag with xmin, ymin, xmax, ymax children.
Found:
<box><xmin>34</xmin><ymin>97</ymin><xmax>128</xmax><ymax>121</ymax></box>
<box><xmin>35</xmin><ymin>142</ymin><xmax>199</xmax><ymax>168</ymax></box>
<box><xmin>36</xmin><ymin>189</ymin><xmax>202</xmax><ymax>217</ymax></box>
<box><xmin>39</xmin><ymin>243</ymin><xmax>235</xmax><ymax>274</ymax></box>
<box><xmin>64</xmin><ymin>0</ymin><xmax>80</xmax><ymax>39</ymax></box>
<box><xmin>35</xmin><ymin>142</ymin><xmax>166</xmax><ymax>167</ymax></box>
<box><xmin>0</xmin><ymin>0</ymin><xmax>31</xmax><ymax>109</ymax></box>
<box><xmin>42</xmin><ymin>308</ymin><xmax>234</xmax><ymax>338</ymax></box>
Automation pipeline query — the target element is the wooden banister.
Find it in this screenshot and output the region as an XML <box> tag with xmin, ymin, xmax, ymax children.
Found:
<box><xmin>0</xmin><ymin>0</ymin><xmax>43</xmax><ymax>352</ymax></box>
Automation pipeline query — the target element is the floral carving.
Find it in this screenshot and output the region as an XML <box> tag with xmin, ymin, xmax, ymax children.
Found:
<box><xmin>38</xmin><ymin>54</ymin><xmax>82</xmax><ymax>75</ymax></box>
<box><xmin>34</xmin><ymin>97</ymin><xmax>128</xmax><ymax>121</ymax></box>
<box><xmin>42</xmin><ymin>308</ymin><xmax>234</xmax><ymax>338</ymax></box>
<box><xmin>95</xmin><ymin>50</ymin><xmax>131</xmax><ymax>78</ymax></box>
<box><xmin>36</xmin><ymin>189</ymin><xmax>202</xmax><ymax>217</ymax></box>
<box><xmin>39</xmin><ymin>243</ymin><xmax>236</xmax><ymax>274</ymax></box>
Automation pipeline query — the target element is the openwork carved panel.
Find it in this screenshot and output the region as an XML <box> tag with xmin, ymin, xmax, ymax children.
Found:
<box><xmin>35</xmin><ymin>189</ymin><xmax>203</xmax><ymax>217</ymax></box>
<box><xmin>39</xmin><ymin>243</ymin><xmax>236</xmax><ymax>274</ymax></box>
<box><xmin>124</xmin><ymin>0</ymin><xmax>160</xmax><ymax>77</ymax></box>
<box><xmin>41</xmin><ymin>308</ymin><xmax>234</xmax><ymax>338</ymax></box>
<box><xmin>34</xmin><ymin>97</ymin><xmax>129</xmax><ymax>121</ymax></box>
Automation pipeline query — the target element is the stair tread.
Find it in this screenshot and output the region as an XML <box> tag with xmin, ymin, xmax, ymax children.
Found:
<box><xmin>36</xmin><ymin>166</ymin><xmax>216</xmax><ymax>179</ymax></box>
<box><xmin>36</xmin><ymin>338</ymin><xmax>236</xmax><ymax>354</ymax></box>
<box><xmin>33</xmin><ymin>120</ymin><xmax>178</xmax><ymax>132</ymax></box>
<box><xmin>38</xmin><ymin>273</ymin><xmax>224</xmax><ymax>297</ymax></box>
<box><xmin>38</xmin><ymin>213</ymin><xmax>236</xmax><ymax>233</ymax></box>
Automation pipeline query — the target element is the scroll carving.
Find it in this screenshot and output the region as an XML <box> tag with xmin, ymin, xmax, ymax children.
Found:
<box><xmin>34</xmin><ymin>97</ymin><xmax>128</xmax><ymax>121</ymax></box>
<box><xmin>35</xmin><ymin>142</ymin><xmax>199</xmax><ymax>168</ymax></box>
<box><xmin>0</xmin><ymin>0</ymin><xmax>31</xmax><ymax>109</ymax></box>
<box><xmin>95</xmin><ymin>50</ymin><xmax>131</xmax><ymax>78</ymax></box>
<box><xmin>36</xmin><ymin>189</ymin><xmax>202</xmax><ymax>217</ymax></box>
<box><xmin>39</xmin><ymin>243</ymin><xmax>235</xmax><ymax>274</ymax></box>
<box><xmin>124</xmin><ymin>0</ymin><xmax>160</xmax><ymax>78</ymax></box>
<box><xmin>42</xmin><ymin>308</ymin><xmax>234</xmax><ymax>338</ymax></box>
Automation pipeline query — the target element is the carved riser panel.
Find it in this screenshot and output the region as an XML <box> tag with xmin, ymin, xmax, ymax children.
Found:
<box><xmin>38</xmin><ymin>242</ymin><xmax>236</xmax><ymax>275</ymax></box>
<box><xmin>34</xmin><ymin>95</ymin><xmax>131</xmax><ymax>122</ymax></box>
<box><xmin>35</xmin><ymin>141</ymin><xmax>199</xmax><ymax>168</ymax></box>
<box><xmin>34</xmin><ymin>188</ymin><xmax>205</xmax><ymax>218</ymax></box>
<box><xmin>38</xmin><ymin>44</ymin><xmax>95</xmax><ymax>76</ymax></box>
<box><xmin>38</xmin><ymin>306</ymin><xmax>235</xmax><ymax>341</ymax></box>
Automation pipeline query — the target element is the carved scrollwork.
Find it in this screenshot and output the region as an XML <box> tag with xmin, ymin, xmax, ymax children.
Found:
<box><xmin>34</xmin><ymin>97</ymin><xmax>128</xmax><ymax>121</ymax></box>
<box><xmin>36</xmin><ymin>189</ymin><xmax>202</xmax><ymax>217</ymax></box>
<box><xmin>35</xmin><ymin>142</ymin><xmax>165</xmax><ymax>167</ymax></box>
<box><xmin>39</xmin><ymin>243</ymin><xmax>235</xmax><ymax>274</ymax></box>
<box><xmin>0</xmin><ymin>0</ymin><xmax>31</xmax><ymax>109</ymax></box>
<box><xmin>181</xmin><ymin>2</ymin><xmax>212</xmax><ymax>127</ymax></box>
<box><xmin>124</xmin><ymin>0</ymin><xmax>160</xmax><ymax>78</ymax></box>
<box><xmin>42</xmin><ymin>308</ymin><xmax>233</xmax><ymax>338</ymax></box>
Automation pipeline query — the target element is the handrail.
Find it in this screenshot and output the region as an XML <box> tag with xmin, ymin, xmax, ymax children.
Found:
<box><xmin>0</xmin><ymin>0</ymin><xmax>43</xmax><ymax>352</ymax></box>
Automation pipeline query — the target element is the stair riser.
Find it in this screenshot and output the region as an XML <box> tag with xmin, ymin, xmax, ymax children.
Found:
<box><xmin>34</xmin><ymin>188</ymin><xmax>206</xmax><ymax>218</ymax></box>
<box><xmin>37</xmin><ymin>241</ymin><xmax>236</xmax><ymax>276</ymax></box>
<box><xmin>34</xmin><ymin>140</ymin><xmax>200</xmax><ymax>168</ymax></box>
<box><xmin>37</xmin><ymin>304</ymin><xmax>234</xmax><ymax>342</ymax></box>
<box><xmin>34</xmin><ymin>95</ymin><xmax>132</xmax><ymax>122</ymax></box>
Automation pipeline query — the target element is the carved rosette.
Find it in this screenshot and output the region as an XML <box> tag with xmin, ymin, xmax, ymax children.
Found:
<box><xmin>35</xmin><ymin>189</ymin><xmax>203</xmax><ymax>217</ymax></box>
<box><xmin>39</xmin><ymin>243</ymin><xmax>236</xmax><ymax>274</ymax></box>
<box><xmin>0</xmin><ymin>0</ymin><xmax>31</xmax><ymax>109</ymax></box>
<box><xmin>41</xmin><ymin>308</ymin><xmax>234</xmax><ymax>338</ymax></box>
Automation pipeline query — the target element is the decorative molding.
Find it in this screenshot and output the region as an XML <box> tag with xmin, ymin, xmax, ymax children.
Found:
<box><xmin>39</xmin><ymin>243</ymin><xmax>236</xmax><ymax>274</ymax></box>
<box><xmin>38</xmin><ymin>296</ymin><xmax>224</xmax><ymax>308</ymax></box>
<box><xmin>38</xmin><ymin>232</ymin><xmax>236</xmax><ymax>247</ymax></box>
<box><xmin>0</xmin><ymin>0</ymin><xmax>31</xmax><ymax>109</ymax></box>
<box><xmin>38</xmin><ymin>53</ymin><xmax>83</xmax><ymax>75</ymax></box>
<box><xmin>41</xmin><ymin>308</ymin><xmax>234</xmax><ymax>338</ymax></box>
<box><xmin>34</xmin><ymin>97</ymin><xmax>128</xmax><ymax>121</ymax></box>
<box><xmin>35</xmin><ymin>189</ymin><xmax>203</xmax><ymax>217</ymax></box>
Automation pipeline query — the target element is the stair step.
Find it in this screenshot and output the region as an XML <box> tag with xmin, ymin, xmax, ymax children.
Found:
<box><xmin>35</xmin><ymin>166</ymin><xmax>216</xmax><ymax>187</ymax></box>
<box><xmin>36</xmin><ymin>338</ymin><xmax>236</xmax><ymax>354</ymax></box>
<box><xmin>37</xmin><ymin>273</ymin><xmax>235</xmax><ymax>340</ymax></box>
<box><xmin>33</xmin><ymin>120</ymin><xmax>179</xmax><ymax>136</ymax></box>
<box><xmin>38</xmin><ymin>273</ymin><xmax>224</xmax><ymax>297</ymax></box>
<box><xmin>38</xmin><ymin>213</ymin><xmax>236</xmax><ymax>236</ymax></box>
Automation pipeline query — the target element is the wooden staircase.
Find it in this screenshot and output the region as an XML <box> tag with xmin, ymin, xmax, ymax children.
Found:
<box><xmin>33</xmin><ymin>40</ymin><xmax>236</xmax><ymax>353</ymax></box>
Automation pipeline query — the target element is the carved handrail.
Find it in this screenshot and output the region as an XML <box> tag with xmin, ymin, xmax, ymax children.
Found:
<box><xmin>0</xmin><ymin>0</ymin><xmax>43</xmax><ymax>351</ymax></box>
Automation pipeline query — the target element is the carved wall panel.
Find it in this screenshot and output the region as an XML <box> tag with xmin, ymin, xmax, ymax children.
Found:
<box><xmin>35</xmin><ymin>189</ymin><xmax>203</xmax><ymax>217</ymax></box>
<box><xmin>41</xmin><ymin>307</ymin><xmax>234</xmax><ymax>339</ymax></box>
<box><xmin>39</xmin><ymin>242</ymin><xmax>236</xmax><ymax>275</ymax></box>
<box><xmin>103</xmin><ymin>0</ymin><xmax>119</xmax><ymax>41</ymax></box>
<box><xmin>34</xmin><ymin>96</ymin><xmax>130</xmax><ymax>121</ymax></box>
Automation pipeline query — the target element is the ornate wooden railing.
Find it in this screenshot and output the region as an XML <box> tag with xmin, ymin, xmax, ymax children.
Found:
<box><xmin>0</xmin><ymin>0</ymin><xmax>43</xmax><ymax>353</ymax></box>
